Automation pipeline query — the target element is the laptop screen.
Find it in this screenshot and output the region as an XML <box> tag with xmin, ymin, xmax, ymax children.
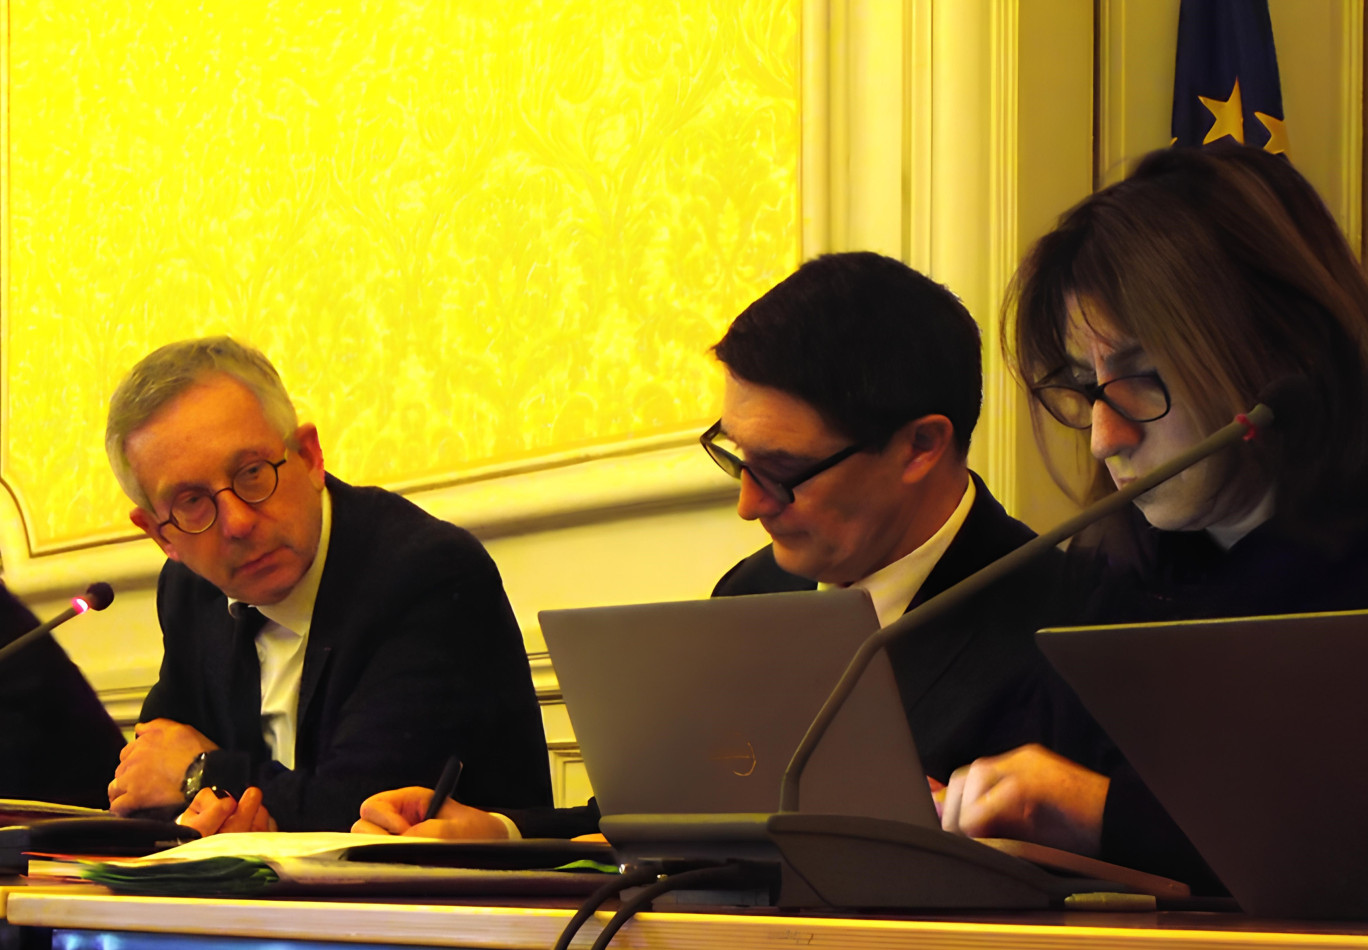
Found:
<box><xmin>541</xmin><ymin>589</ymin><xmax>935</xmax><ymax>827</ymax></box>
<box><xmin>1038</xmin><ymin>610</ymin><xmax>1368</xmax><ymax>918</ymax></box>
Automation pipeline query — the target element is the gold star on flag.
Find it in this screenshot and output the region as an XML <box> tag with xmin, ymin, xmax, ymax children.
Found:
<box><xmin>1199</xmin><ymin>78</ymin><xmax>1245</xmax><ymax>144</ymax></box>
<box><xmin>1256</xmin><ymin>112</ymin><xmax>1290</xmax><ymax>156</ymax></box>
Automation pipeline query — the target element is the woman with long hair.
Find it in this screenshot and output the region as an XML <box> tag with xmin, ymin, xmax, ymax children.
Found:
<box><xmin>939</xmin><ymin>144</ymin><xmax>1368</xmax><ymax>887</ymax></box>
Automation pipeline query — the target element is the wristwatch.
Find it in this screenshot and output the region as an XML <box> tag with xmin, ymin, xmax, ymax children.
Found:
<box><xmin>182</xmin><ymin>752</ymin><xmax>208</xmax><ymax>801</ymax></box>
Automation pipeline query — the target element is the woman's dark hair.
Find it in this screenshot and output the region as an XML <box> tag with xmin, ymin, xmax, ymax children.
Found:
<box><xmin>1006</xmin><ymin>145</ymin><xmax>1368</xmax><ymax>528</ymax></box>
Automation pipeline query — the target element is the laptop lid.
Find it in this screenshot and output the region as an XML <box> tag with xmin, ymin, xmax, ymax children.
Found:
<box><xmin>1037</xmin><ymin>610</ymin><xmax>1368</xmax><ymax>918</ymax></box>
<box><xmin>540</xmin><ymin>589</ymin><xmax>934</xmax><ymax>826</ymax></box>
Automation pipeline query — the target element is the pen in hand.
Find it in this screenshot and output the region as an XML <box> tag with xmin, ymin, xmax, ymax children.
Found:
<box><xmin>424</xmin><ymin>755</ymin><xmax>464</xmax><ymax>822</ymax></box>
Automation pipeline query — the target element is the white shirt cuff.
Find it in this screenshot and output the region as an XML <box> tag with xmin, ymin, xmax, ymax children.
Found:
<box><xmin>488</xmin><ymin>811</ymin><xmax>522</xmax><ymax>840</ymax></box>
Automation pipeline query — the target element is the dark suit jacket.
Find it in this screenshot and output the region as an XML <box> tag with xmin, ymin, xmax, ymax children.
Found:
<box><xmin>141</xmin><ymin>475</ymin><xmax>552</xmax><ymax>831</ymax></box>
<box><xmin>712</xmin><ymin>472</ymin><xmax>1116</xmax><ymax>781</ymax></box>
<box><xmin>0</xmin><ymin>584</ymin><xmax>124</xmax><ymax>806</ymax></box>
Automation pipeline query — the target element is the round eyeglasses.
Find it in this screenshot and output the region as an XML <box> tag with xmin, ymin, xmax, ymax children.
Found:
<box><xmin>157</xmin><ymin>456</ymin><xmax>289</xmax><ymax>535</ymax></box>
<box><xmin>1030</xmin><ymin>371</ymin><xmax>1172</xmax><ymax>429</ymax></box>
<box><xmin>699</xmin><ymin>420</ymin><xmax>866</xmax><ymax>504</ymax></box>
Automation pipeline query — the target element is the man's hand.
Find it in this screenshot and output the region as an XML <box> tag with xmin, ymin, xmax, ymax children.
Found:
<box><xmin>178</xmin><ymin>786</ymin><xmax>276</xmax><ymax>836</ymax></box>
<box><xmin>352</xmin><ymin>786</ymin><xmax>509</xmax><ymax>840</ymax></box>
<box><xmin>939</xmin><ymin>743</ymin><xmax>1110</xmax><ymax>857</ymax></box>
<box><xmin>107</xmin><ymin>718</ymin><xmax>217</xmax><ymax>815</ymax></box>
<box><xmin>927</xmin><ymin>774</ymin><xmax>947</xmax><ymax>812</ymax></box>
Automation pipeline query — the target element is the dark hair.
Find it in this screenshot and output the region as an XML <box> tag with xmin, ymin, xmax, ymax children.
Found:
<box><xmin>1006</xmin><ymin>145</ymin><xmax>1368</xmax><ymax>526</ymax></box>
<box><xmin>713</xmin><ymin>252</ymin><xmax>982</xmax><ymax>454</ymax></box>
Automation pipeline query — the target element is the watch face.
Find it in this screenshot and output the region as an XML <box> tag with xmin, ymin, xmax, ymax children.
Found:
<box><xmin>182</xmin><ymin>753</ymin><xmax>207</xmax><ymax>800</ymax></box>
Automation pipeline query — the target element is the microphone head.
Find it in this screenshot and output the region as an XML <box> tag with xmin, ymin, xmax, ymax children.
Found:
<box><xmin>80</xmin><ymin>582</ymin><xmax>115</xmax><ymax>612</ymax></box>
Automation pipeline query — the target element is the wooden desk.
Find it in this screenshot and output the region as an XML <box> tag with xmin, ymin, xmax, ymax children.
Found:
<box><xmin>0</xmin><ymin>880</ymin><xmax>105</xmax><ymax>950</ymax></box>
<box><xmin>11</xmin><ymin>891</ymin><xmax>1368</xmax><ymax>950</ymax></box>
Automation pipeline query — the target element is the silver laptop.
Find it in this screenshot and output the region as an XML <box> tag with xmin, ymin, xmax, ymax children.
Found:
<box><xmin>1037</xmin><ymin>609</ymin><xmax>1368</xmax><ymax>918</ymax></box>
<box><xmin>539</xmin><ymin>589</ymin><xmax>934</xmax><ymax>826</ymax></box>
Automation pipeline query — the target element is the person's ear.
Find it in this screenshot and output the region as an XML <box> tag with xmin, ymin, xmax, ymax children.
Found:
<box><xmin>130</xmin><ymin>508</ymin><xmax>180</xmax><ymax>561</ymax></box>
<box><xmin>291</xmin><ymin>424</ymin><xmax>326</xmax><ymax>491</ymax></box>
<box><xmin>895</xmin><ymin>414</ymin><xmax>956</xmax><ymax>485</ymax></box>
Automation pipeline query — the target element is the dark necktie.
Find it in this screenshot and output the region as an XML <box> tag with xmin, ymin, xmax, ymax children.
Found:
<box><xmin>228</xmin><ymin>604</ymin><xmax>269</xmax><ymax>772</ymax></box>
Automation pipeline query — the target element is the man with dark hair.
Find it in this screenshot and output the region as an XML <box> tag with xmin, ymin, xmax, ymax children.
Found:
<box><xmin>706</xmin><ymin>252</ymin><xmax>1110</xmax><ymax>781</ymax></box>
<box><xmin>352</xmin><ymin>253</ymin><xmax>1113</xmax><ymax>843</ymax></box>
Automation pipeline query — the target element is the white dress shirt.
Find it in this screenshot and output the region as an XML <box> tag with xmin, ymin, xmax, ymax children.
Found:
<box><xmin>229</xmin><ymin>488</ymin><xmax>333</xmax><ymax>770</ymax></box>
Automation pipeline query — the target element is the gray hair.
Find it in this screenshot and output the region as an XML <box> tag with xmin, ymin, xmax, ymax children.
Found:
<box><xmin>106</xmin><ymin>337</ymin><xmax>299</xmax><ymax>511</ymax></box>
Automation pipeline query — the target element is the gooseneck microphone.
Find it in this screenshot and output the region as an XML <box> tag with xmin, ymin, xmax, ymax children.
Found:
<box><xmin>779</xmin><ymin>398</ymin><xmax>1282</xmax><ymax>812</ymax></box>
<box><xmin>0</xmin><ymin>581</ymin><xmax>115</xmax><ymax>669</ymax></box>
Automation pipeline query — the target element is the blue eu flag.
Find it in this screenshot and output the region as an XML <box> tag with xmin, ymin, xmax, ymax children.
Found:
<box><xmin>1171</xmin><ymin>0</ymin><xmax>1289</xmax><ymax>155</ymax></box>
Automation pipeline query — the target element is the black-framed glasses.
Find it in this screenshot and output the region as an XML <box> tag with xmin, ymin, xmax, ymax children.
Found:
<box><xmin>700</xmin><ymin>420</ymin><xmax>865</xmax><ymax>504</ymax></box>
<box><xmin>157</xmin><ymin>455</ymin><xmax>289</xmax><ymax>535</ymax></box>
<box><xmin>1030</xmin><ymin>371</ymin><xmax>1172</xmax><ymax>430</ymax></box>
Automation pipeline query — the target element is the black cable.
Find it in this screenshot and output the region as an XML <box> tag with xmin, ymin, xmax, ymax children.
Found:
<box><xmin>587</xmin><ymin>863</ymin><xmax>759</xmax><ymax>950</ymax></box>
<box><xmin>552</xmin><ymin>864</ymin><xmax>660</xmax><ymax>950</ymax></box>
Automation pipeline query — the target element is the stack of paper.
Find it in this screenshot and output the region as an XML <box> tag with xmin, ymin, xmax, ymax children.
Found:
<box><xmin>76</xmin><ymin>832</ymin><xmax>618</xmax><ymax>897</ymax></box>
<box><xmin>0</xmin><ymin>800</ymin><xmax>108</xmax><ymax>827</ymax></box>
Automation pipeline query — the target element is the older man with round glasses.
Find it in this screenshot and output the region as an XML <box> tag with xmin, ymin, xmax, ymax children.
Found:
<box><xmin>104</xmin><ymin>337</ymin><xmax>551</xmax><ymax>832</ymax></box>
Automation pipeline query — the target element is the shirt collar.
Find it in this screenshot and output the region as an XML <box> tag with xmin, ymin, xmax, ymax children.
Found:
<box><xmin>819</xmin><ymin>476</ymin><xmax>976</xmax><ymax>628</ymax></box>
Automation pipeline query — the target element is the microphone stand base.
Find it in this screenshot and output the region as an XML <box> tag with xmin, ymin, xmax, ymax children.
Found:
<box><xmin>601</xmin><ymin>812</ymin><xmax>1109</xmax><ymax>910</ymax></box>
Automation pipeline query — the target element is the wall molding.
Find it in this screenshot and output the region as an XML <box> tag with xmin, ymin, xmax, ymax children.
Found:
<box><xmin>983</xmin><ymin>0</ymin><xmax>1021</xmax><ymax>516</ymax></box>
<box><xmin>547</xmin><ymin>741</ymin><xmax>586</xmax><ymax>811</ymax></box>
<box><xmin>802</xmin><ymin>0</ymin><xmax>832</xmax><ymax>257</ymax></box>
<box><xmin>1095</xmin><ymin>0</ymin><xmax>1128</xmax><ymax>189</ymax></box>
<box><xmin>916</xmin><ymin>0</ymin><xmax>1025</xmax><ymax>509</ymax></box>
<box><xmin>1337</xmin><ymin>0</ymin><xmax>1364</xmax><ymax>253</ymax></box>
<box><xmin>528</xmin><ymin>653</ymin><xmax>559</xmax><ymax>702</ymax></box>
<box><xmin>904</xmin><ymin>0</ymin><xmax>932</xmax><ymax>267</ymax></box>
<box><xmin>1</xmin><ymin>437</ymin><xmax>738</xmax><ymax>604</ymax></box>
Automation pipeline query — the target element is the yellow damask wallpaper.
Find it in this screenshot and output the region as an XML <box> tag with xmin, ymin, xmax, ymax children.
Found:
<box><xmin>2</xmin><ymin>0</ymin><xmax>800</xmax><ymax>551</ymax></box>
